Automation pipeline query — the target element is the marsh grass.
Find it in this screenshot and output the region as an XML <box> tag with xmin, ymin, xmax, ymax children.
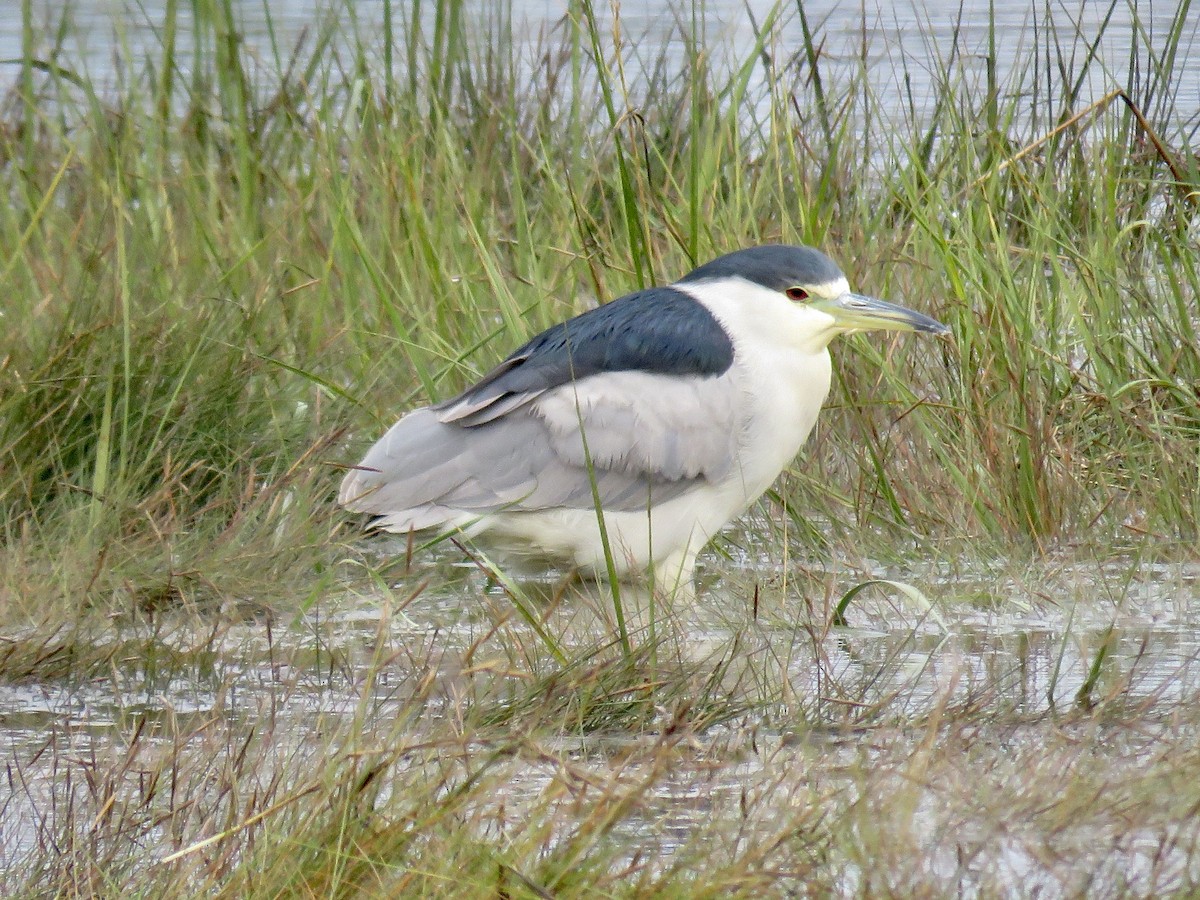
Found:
<box><xmin>2</xmin><ymin>0</ymin><xmax>1200</xmax><ymax>894</ymax></box>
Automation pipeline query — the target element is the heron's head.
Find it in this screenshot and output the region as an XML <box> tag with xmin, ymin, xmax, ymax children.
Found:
<box><xmin>679</xmin><ymin>244</ymin><xmax>949</xmax><ymax>350</ymax></box>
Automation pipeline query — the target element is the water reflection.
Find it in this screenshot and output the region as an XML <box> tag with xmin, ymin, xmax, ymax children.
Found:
<box><xmin>5</xmin><ymin>551</ymin><xmax>1196</xmax><ymax>735</ymax></box>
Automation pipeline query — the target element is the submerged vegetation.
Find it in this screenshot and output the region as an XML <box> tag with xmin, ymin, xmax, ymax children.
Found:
<box><xmin>1</xmin><ymin>0</ymin><xmax>1199</xmax><ymax>894</ymax></box>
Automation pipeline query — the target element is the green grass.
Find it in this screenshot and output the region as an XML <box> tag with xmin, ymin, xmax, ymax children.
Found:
<box><xmin>1</xmin><ymin>0</ymin><xmax>1200</xmax><ymax>894</ymax></box>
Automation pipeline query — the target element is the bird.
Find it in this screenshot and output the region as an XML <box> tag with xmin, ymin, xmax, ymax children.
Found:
<box><xmin>339</xmin><ymin>244</ymin><xmax>948</xmax><ymax>592</ymax></box>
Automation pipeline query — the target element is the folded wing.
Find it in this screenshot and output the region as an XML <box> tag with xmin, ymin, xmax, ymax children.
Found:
<box><xmin>339</xmin><ymin>285</ymin><xmax>743</xmax><ymax>533</ymax></box>
<box><xmin>339</xmin><ymin>370</ymin><xmax>742</xmax><ymax>532</ymax></box>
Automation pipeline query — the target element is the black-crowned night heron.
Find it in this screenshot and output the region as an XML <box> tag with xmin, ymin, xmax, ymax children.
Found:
<box><xmin>340</xmin><ymin>244</ymin><xmax>948</xmax><ymax>590</ymax></box>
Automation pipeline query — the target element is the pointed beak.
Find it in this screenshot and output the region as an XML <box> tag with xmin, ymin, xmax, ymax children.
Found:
<box><xmin>814</xmin><ymin>292</ymin><xmax>950</xmax><ymax>336</ymax></box>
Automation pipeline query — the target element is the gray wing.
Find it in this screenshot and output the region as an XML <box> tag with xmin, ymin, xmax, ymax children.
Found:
<box><xmin>339</xmin><ymin>370</ymin><xmax>743</xmax><ymax>532</ymax></box>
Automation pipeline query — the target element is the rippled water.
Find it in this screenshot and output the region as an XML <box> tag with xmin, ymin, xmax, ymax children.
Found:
<box><xmin>4</xmin><ymin>546</ymin><xmax>1199</xmax><ymax>886</ymax></box>
<box><xmin>7</xmin><ymin>0</ymin><xmax>1200</xmax><ymax>124</ymax></box>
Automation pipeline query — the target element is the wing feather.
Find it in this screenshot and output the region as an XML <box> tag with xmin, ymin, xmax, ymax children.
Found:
<box><xmin>340</xmin><ymin>371</ymin><xmax>743</xmax><ymax>533</ymax></box>
<box><xmin>533</xmin><ymin>371</ymin><xmax>740</xmax><ymax>482</ymax></box>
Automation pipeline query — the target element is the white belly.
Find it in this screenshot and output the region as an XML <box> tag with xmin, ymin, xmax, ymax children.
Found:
<box><xmin>479</xmin><ymin>478</ymin><xmax>751</xmax><ymax>573</ymax></box>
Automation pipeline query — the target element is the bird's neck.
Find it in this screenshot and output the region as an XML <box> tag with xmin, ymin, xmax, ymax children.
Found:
<box><xmin>676</xmin><ymin>280</ymin><xmax>834</xmax><ymax>498</ymax></box>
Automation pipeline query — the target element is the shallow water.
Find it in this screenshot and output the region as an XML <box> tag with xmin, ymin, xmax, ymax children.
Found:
<box><xmin>3</xmin><ymin>545</ymin><xmax>1200</xmax><ymax>889</ymax></box>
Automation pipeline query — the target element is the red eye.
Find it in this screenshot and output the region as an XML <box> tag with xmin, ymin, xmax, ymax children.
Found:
<box><xmin>786</xmin><ymin>287</ymin><xmax>809</xmax><ymax>301</ymax></box>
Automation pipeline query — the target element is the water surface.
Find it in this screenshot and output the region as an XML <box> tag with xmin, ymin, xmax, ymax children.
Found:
<box><xmin>8</xmin><ymin>1</ymin><xmax>1199</xmax><ymax>125</ymax></box>
<box><xmin>4</xmin><ymin>549</ymin><xmax>1199</xmax><ymax>890</ymax></box>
